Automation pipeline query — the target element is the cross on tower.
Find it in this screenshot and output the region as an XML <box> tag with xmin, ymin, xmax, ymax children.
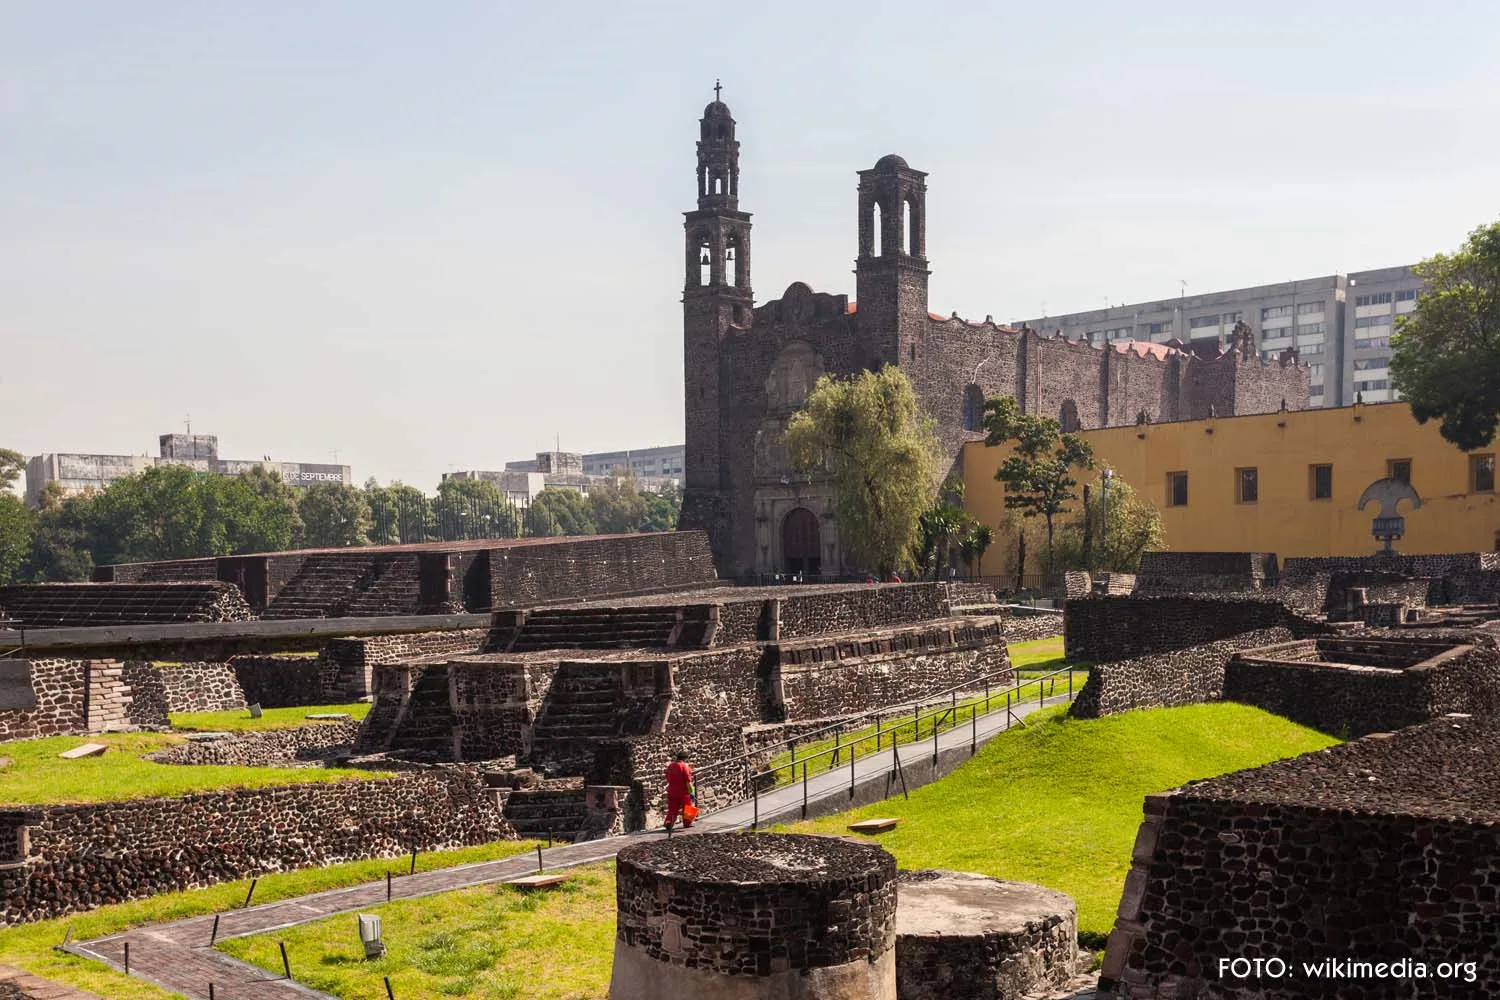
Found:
<box><xmin>714</xmin><ymin>79</ymin><xmax>722</xmax><ymax>101</ymax></box>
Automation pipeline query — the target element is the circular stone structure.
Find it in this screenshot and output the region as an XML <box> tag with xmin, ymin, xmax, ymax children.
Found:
<box><xmin>610</xmin><ymin>833</ymin><xmax>899</xmax><ymax>1000</ymax></box>
<box><xmin>895</xmin><ymin>870</ymin><xmax>1080</xmax><ymax>1000</ymax></box>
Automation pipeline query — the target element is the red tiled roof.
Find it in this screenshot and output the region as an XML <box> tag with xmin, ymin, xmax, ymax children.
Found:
<box><xmin>1111</xmin><ymin>340</ymin><xmax>1176</xmax><ymax>361</ymax></box>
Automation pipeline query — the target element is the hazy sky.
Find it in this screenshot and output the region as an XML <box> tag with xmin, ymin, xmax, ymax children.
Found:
<box><xmin>3</xmin><ymin>1</ymin><xmax>1498</xmax><ymax>492</ymax></box>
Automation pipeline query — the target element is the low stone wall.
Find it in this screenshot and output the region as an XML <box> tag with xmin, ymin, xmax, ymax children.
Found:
<box><xmin>1002</xmin><ymin>608</ymin><xmax>1065</xmax><ymax>643</ymax></box>
<box><xmin>0</xmin><ymin>768</ymin><xmax>511</xmax><ymax>925</ymax></box>
<box><xmin>227</xmin><ymin>655</ymin><xmax>323</xmax><ymax>708</ymax></box>
<box><xmin>1223</xmin><ymin>635</ymin><xmax>1500</xmax><ymax>738</ymax></box>
<box><xmin>776</xmin><ymin>584</ymin><xmax>950</xmax><ymax>639</ymax></box>
<box><xmin>145</xmin><ymin>719</ymin><xmax>363</xmax><ymax>767</ymax></box>
<box><xmin>1281</xmin><ymin>552</ymin><xmax>1500</xmax><ymax>608</ymax></box>
<box><xmin>0</xmin><ymin>581</ymin><xmax>253</xmax><ymax>628</ymax></box>
<box><xmin>1134</xmin><ymin>552</ymin><xmax>1279</xmax><ymax>595</ymax></box>
<box><xmin>0</xmin><ymin>660</ymin><xmax>88</xmax><ymax>741</ymax></box>
<box><xmin>1102</xmin><ymin>715</ymin><xmax>1500</xmax><ymax>998</ymax></box>
<box><xmin>487</xmin><ymin>531</ymin><xmax>718</xmax><ymax>608</ymax></box>
<box><xmin>155</xmin><ymin>662</ymin><xmax>245</xmax><ymax>713</ymax></box>
<box><xmin>775</xmin><ymin>633</ymin><xmax>1012</xmax><ymax>722</ymax></box>
<box><xmin>1069</xmin><ymin>629</ymin><xmax>1295</xmax><ymax>719</ymax></box>
<box><xmin>1064</xmin><ymin>595</ymin><xmax>1327</xmax><ymax>664</ymax></box>
<box><xmin>0</xmin><ymin>659</ymin><xmax>167</xmax><ymax>741</ymax></box>
<box><xmin>321</xmin><ymin>628</ymin><xmax>488</xmax><ymax>699</ymax></box>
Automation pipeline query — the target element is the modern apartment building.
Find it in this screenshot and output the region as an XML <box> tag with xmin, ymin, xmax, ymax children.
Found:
<box><xmin>1012</xmin><ymin>264</ymin><xmax>1422</xmax><ymax>409</ymax></box>
<box><xmin>503</xmin><ymin>444</ymin><xmax>684</xmax><ymax>480</ymax></box>
<box><xmin>24</xmin><ymin>433</ymin><xmax>351</xmax><ymax>507</ymax></box>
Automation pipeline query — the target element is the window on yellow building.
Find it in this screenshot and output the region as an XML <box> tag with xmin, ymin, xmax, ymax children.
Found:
<box><xmin>1388</xmin><ymin>458</ymin><xmax>1411</xmax><ymax>485</ymax></box>
<box><xmin>1310</xmin><ymin>464</ymin><xmax>1333</xmax><ymax>500</ymax></box>
<box><xmin>1471</xmin><ymin>455</ymin><xmax>1496</xmax><ymax>494</ymax></box>
<box><xmin>1236</xmin><ymin>467</ymin><xmax>1258</xmax><ymax>504</ymax></box>
<box><xmin>1167</xmin><ymin>472</ymin><xmax>1188</xmax><ymax>507</ymax></box>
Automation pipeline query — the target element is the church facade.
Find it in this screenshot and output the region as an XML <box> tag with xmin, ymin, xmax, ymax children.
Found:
<box><xmin>678</xmin><ymin>95</ymin><xmax>1310</xmax><ymax>580</ymax></box>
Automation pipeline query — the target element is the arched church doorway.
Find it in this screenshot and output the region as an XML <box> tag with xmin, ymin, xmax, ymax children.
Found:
<box><xmin>781</xmin><ymin>507</ymin><xmax>821</xmax><ymax>577</ymax></box>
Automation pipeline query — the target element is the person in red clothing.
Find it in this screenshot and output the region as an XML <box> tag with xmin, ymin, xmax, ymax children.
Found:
<box><xmin>664</xmin><ymin>750</ymin><xmax>695</xmax><ymax>830</ymax></box>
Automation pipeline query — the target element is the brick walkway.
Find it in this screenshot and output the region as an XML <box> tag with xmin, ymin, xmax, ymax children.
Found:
<box><xmin>0</xmin><ymin>964</ymin><xmax>105</xmax><ymax>999</ymax></box>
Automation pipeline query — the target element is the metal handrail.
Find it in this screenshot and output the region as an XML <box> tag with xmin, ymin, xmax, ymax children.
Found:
<box><xmin>693</xmin><ymin>658</ymin><xmax>1027</xmax><ymax>780</ymax></box>
<box><xmin>720</xmin><ymin>663</ymin><xmax>1081</xmax><ymax>827</ymax></box>
<box><xmin>754</xmin><ymin>664</ymin><xmax>1077</xmax><ymax>784</ymax></box>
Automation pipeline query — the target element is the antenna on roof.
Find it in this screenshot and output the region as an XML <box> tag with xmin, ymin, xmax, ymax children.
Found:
<box><xmin>185</xmin><ymin>413</ymin><xmax>192</xmax><ymax>435</ymax></box>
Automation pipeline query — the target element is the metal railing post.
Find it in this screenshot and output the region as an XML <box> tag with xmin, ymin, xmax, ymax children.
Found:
<box><xmin>849</xmin><ymin>736</ymin><xmax>856</xmax><ymax>798</ymax></box>
<box><xmin>932</xmin><ymin>706</ymin><xmax>939</xmax><ymax>764</ymax></box>
<box><xmin>801</xmin><ymin>760</ymin><xmax>809</xmax><ymax>819</ymax></box>
<box><xmin>971</xmin><ymin>702</ymin><xmax>977</xmax><ymax>752</ymax></box>
<box><xmin>875</xmin><ymin>713</ymin><xmax>882</xmax><ymax>751</ymax></box>
<box><xmin>752</xmin><ymin>782</ymin><xmax>759</xmax><ymax>830</ymax></box>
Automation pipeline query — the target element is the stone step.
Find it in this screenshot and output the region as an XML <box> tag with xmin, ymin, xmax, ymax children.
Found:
<box><xmin>534</xmin><ymin>722</ymin><xmax>619</xmax><ymax>740</ymax></box>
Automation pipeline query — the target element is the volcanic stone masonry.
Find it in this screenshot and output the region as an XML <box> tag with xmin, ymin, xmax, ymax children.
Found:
<box><xmin>895</xmin><ymin>870</ymin><xmax>1081</xmax><ymax>1000</ymax></box>
<box><xmin>0</xmin><ymin>767</ymin><xmax>509</xmax><ymax>925</ymax></box>
<box><xmin>1101</xmin><ymin>714</ymin><xmax>1500</xmax><ymax>999</ymax></box>
<box><xmin>1063</xmin><ymin>595</ymin><xmax>1331</xmax><ymax>664</ymax></box>
<box><xmin>0</xmin><ymin>659</ymin><xmax>168</xmax><ymax>741</ymax></box>
<box><xmin>611</xmin><ymin>834</ymin><xmax>900</xmax><ymax>999</ymax></box>
<box><xmin>144</xmin><ymin>718</ymin><xmax>363</xmax><ymax>768</ymax></box>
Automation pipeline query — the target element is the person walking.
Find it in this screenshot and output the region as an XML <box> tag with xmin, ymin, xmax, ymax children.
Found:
<box><xmin>664</xmin><ymin>750</ymin><xmax>696</xmax><ymax>831</ymax></box>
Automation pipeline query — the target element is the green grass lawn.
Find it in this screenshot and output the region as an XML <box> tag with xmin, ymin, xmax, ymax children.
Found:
<box><xmin>0</xmin><ymin>840</ymin><xmax>542</xmax><ymax>1000</ymax></box>
<box><xmin>1008</xmin><ymin>635</ymin><xmax>1066</xmax><ymax>669</ymax></box>
<box><xmin>0</xmin><ymin>732</ymin><xmax>387</xmax><ymax>806</ymax></box>
<box><xmin>170</xmin><ymin>702</ymin><xmax>372</xmax><ymax>732</ymax></box>
<box><xmin>220</xmin><ymin>863</ymin><xmax>617</xmax><ymax>1000</ymax></box>
<box><xmin>778</xmin><ymin>702</ymin><xmax>1339</xmax><ymax>944</ymax></box>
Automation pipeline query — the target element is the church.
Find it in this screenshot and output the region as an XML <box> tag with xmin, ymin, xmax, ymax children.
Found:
<box><xmin>678</xmin><ymin>91</ymin><xmax>1310</xmax><ymax>581</ymax></box>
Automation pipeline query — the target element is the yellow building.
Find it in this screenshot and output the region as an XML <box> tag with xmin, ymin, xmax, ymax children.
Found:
<box><xmin>962</xmin><ymin>401</ymin><xmax>1500</xmax><ymax>560</ymax></box>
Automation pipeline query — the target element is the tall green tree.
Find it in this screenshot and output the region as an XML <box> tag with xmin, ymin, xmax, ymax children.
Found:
<box><xmin>916</xmin><ymin>476</ymin><xmax>976</xmax><ymax>579</ymax></box>
<box><xmin>0</xmin><ymin>448</ymin><xmax>23</xmax><ymax>492</ymax></box>
<box><xmin>0</xmin><ymin>493</ymin><xmax>34</xmax><ymax>585</ymax></box>
<box><xmin>524</xmin><ymin>487</ymin><xmax>596</xmax><ymax>537</ymax></box>
<box><xmin>982</xmin><ymin>395</ymin><xmax>1096</xmax><ymax>583</ymax></box>
<box><xmin>1053</xmin><ymin>471</ymin><xmax>1165</xmax><ymax>573</ymax></box>
<box><xmin>365</xmin><ymin>479</ymin><xmax>431</xmax><ymax>544</ymax></box>
<box><xmin>641</xmin><ymin>482</ymin><xmax>682</xmax><ymax>533</ymax></box>
<box><xmin>590</xmin><ymin>470</ymin><xmax>649</xmax><ymax>534</ymax></box>
<box><xmin>24</xmin><ymin>484</ymin><xmax>95</xmax><ymax>581</ymax></box>
<box><xmin>432</xmin><ymin>478</ymin><xmax>519</xmax><ymax>540</ymax></box>
<box><xmin>960</xmin><ymin>523</ymin><xmax>994</xmax><ymax>578</ymax></box>
<box><xmin>297</xmin><ymin>483</ymin><xmax>373</xmax><ymax>548</ymax></box>
<box><xmin>88</xmin><ymin>465</ymin><xmax>213</xmax><ymax>564</ymax></box>
<box><xmin>1390</xmin><ymin>220</ymin><xmax>1500</xmax><ymax>450</ymax></box>
<box><xmin>785</xmin><ymin>366</ymin><xmax>939</xmax><ymax>576</ymax></box>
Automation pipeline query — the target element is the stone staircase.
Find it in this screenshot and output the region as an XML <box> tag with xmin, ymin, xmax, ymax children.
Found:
<box><xmin>346</xmin><ymin>557</ymin><xmax>422</xmax><ymax>617</ymax></box>
<box><xmin>262</xmin><ymin>555</ymin><xmax>376</xmax><ymax>619</ymax></box>
<box><xmin>500</xmin><ymin>784</ymin><xmax>590</xmax><ymax>841</ymax></box>
<box><xmin>506</xmin><ymin>607</ymin><xmax>686</xmax><ymax>652</ymax></box>
<box><xmin>529</xmin><ymin>664</ymin><xmax>624</xmax><ymax>772</ymax></box>
<box><xmin>385</xmin><ymin>665</ymin><xmax>456</xmax><ymax>758</ymax></box>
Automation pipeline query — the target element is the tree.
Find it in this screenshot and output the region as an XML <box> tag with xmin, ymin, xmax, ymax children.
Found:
<box><xmin>641</xmin><ymin>482</ymin><xmax>682</xmax><ymax>533</ymax></box>
<box><xmin>1390</xmin><ymin>220</ymin><xmax>1500</xmax><ymax>450</ymax></box>
<box><xmin>982</xmin><ymin>395</ymin><xmax>1096</xmax><ymax>581</ymax></box>
<box><xmin>201</xmin><ymin>470</ymin><xmax>299</xmax><ymax>554</ymax></box>
<box><xmin>1053</xmin><ymin>471</ymin><xmax>1165</xmax><ymax>573</ymax></box>
<box><xmin>0</xmin><ymin>448</ymin><xmax>23</xmax><ymax>492</ymax></box>
<box><xmin>297</xmin><ymin>483</ymin><xmax>373</xmax><ymax>548</ymax></box>
<box><xmin>23</xmin><ymin>483</ymin><xmax>94</xmax><ymax>581</ymax></box>
<box><xmin>960</xmin><ymin>523</ymin><xmax>994</xmax><ymax>578</ymax></box>
<box><xmin>525</xmin><ymin>488</ymin><xmax>596</xmax><ymax>537</ymax></box>
<box><xmin>88</xmin><ymin>465</ymin><xmax>213</xmax><ymax>565</ymax></box>
<box><xmin>365</xmin><ymin>479</ymin><xmax>431</xmax><ymax>545</ymax></box>
<box><xmin>432</xmin><ymin>478</ymin><xmax>519</xmax><ymax>541</ymax></box>
<box><xmin>590</xmin><ymin>470</ymin><xmax>649</xmax><ymax>534</ymax></box>
<box><xmin>916</xmin><ymin>476</ymin><xmax>975</xmax><ymax>580</ymax></box>
<box><xmin>0</xmin><ymin>493</ymin><xmax>34</xmax><ymax>585</ymax></box>
<box><xmin>785</xmin><ymin>366</ymin><xmax>939</xmax><ymax>576</ymax></box>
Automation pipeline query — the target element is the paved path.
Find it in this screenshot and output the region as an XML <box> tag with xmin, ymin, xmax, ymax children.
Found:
<box><xmin>69</xmin><ymin>688</ymin><xmax>1075</xmax><ymax>999</ymax></box>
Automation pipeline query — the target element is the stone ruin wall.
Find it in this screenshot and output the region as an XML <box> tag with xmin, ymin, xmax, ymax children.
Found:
<box><xmin>707</xmin><ymin>583</ymin><xmax>954</xmax><ymax>646</ymax></box>
<box><xmin>321</xmin><ymin>628</ymin><xmax>488</xmax><ymax>698</ymax></box>
<box><xmin>1104</xmin><ymin>717</ymin><xmax>1500</xmax><ymax>999</ymax></box>
<box><xmin>1134</xmin><ymin>552</ymin><xmax>1279</xmax><ymax>596</ymax></box>
<box><xmin>1069</xmin><ymin>629</ymin><xmax>1296</xmax><ymax>719</ymax></box>
<box><xmin>0</xmin><ymin>659</ymin><xmax>168</xmax><ymax>741</ymax></box>
<box><xmin>0</xmin><ymin>768</ymin><xmax>511</xmax><ymax>926</ymax></box>
<box><xmin>145</xmin><ymin>718</ymin><xmax>363</xmax><ymax>767</ymax></box>
<box><xmin>1223</xmin><ymin>633</ymin><xmax>1500</xmax><ymax>739</ymax></box>
<box><xmin>1064</xmin><ymin>595</ymin><xmax>1330</xmax><ymax>664</ymax></box>
<box><xmin>1000</xmin><ymin>608</ymin><xmax>1065</xmax><ymax>643</ymax></box>
<box><xmin>487</xmin><ymin>531</ymin><xmax>719</xmax><ymax>608</ymax></box>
